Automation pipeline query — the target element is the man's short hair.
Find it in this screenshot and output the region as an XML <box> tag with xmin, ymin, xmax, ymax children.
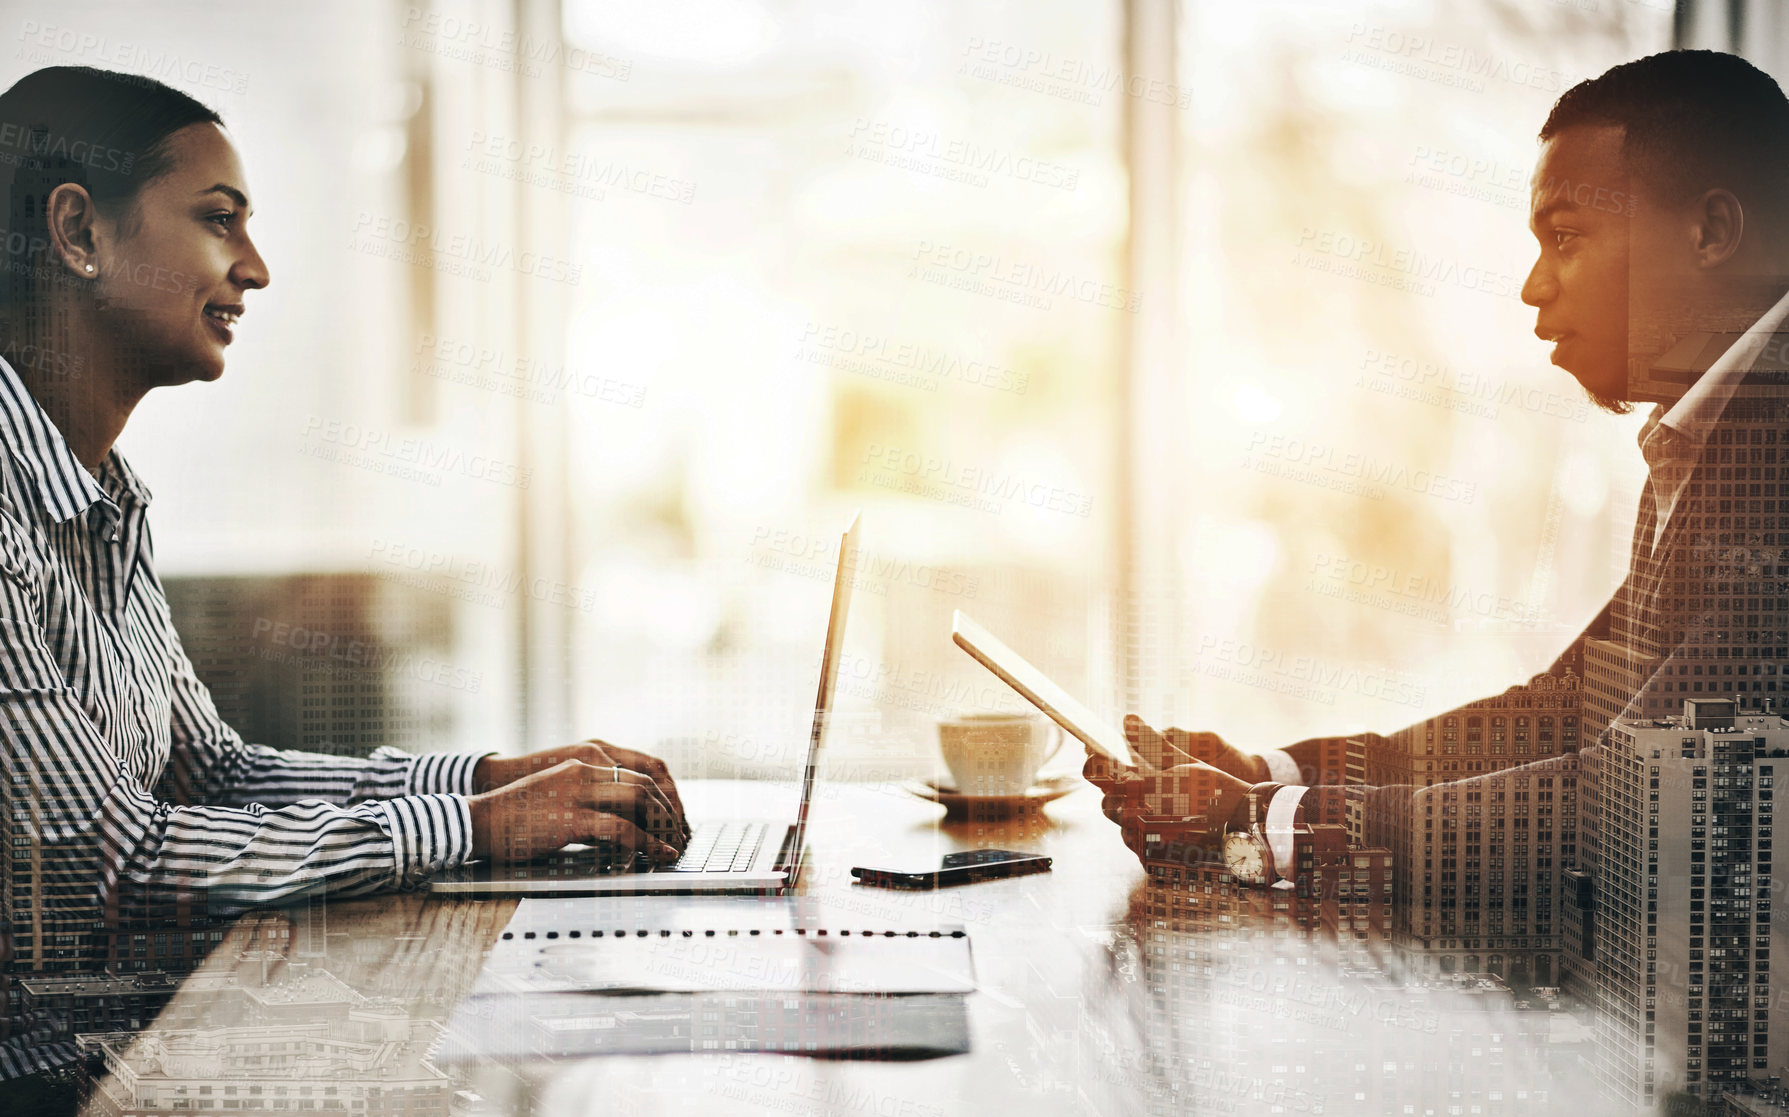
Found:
<box><xmin>1541</xmin><ymin>49</ymin><xmax>1789</xmax><ymax>245</ymax></box>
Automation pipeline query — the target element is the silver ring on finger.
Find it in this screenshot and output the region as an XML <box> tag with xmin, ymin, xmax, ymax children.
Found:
<box><xmin>611</xmin><ymin>766</ymin><xmax>623</xmax><ymax>783</ymax></box>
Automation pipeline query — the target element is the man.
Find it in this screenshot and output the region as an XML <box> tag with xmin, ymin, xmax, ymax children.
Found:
<box><xmin>1089</xmin><ymin>49</ymin><xmax>1789</xmax><ymax>930</ymax></box>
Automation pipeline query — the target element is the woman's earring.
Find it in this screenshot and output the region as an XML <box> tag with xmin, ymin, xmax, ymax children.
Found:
<box><xmin>84</xmin><ymin>264</ymin><xmax>94</xmax><ymax>273</ymax></box>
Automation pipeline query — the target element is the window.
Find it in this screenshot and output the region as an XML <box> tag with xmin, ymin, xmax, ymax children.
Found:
<box><xmin>557</xmin><ymin>0</ymin><xmax>1125</xmax><ymax>769</ymax></box>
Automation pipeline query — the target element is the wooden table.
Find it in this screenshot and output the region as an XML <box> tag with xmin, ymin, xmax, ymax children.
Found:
<box><xmin>78</xmin><ymin>780</ymin><xmax>1605</xmax><ymax>1117</ymax></box>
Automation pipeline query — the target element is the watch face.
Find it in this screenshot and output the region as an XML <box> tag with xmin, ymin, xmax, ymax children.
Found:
<box><xmin>1223</xmin><ymin>831</ymin><xmax>1266</xmax><ymax>884</ymax></box>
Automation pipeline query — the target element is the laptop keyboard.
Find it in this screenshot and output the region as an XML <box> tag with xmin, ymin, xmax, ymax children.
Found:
<box><xmin>662</xmin><ymin>821</ymin><xmax>769</xmax><ymax>873</ymax></box>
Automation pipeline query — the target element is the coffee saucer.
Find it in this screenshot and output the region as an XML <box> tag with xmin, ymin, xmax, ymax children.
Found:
<box><xmin>903</xmin><ymin>774</ymin><xmax>1079</xmax><ymax>813</ymax></box>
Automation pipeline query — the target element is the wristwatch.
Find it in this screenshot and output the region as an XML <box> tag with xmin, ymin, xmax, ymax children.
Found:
<box><xmin>1222</xmin><ymin>825</ymin><xmax>1270</xmax><ymax>885</ymax></box>
<box><xmin>1222</xmin><ymin>785</ymin><xmax>1308</xmax><ymax>889</ymax></box>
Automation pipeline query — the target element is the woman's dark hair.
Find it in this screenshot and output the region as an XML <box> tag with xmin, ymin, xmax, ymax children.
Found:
<box><xmin>0</xmin><ymin>66</ymin><xmax>223</xmax><ymax>306</ymax></box>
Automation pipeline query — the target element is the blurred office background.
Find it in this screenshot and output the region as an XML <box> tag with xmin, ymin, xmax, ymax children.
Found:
<box><xmin>11</xmin><ymin>0</ymin><xmax>1681</xmax><ymax>777</ymax></box>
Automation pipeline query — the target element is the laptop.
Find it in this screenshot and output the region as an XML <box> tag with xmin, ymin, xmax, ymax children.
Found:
<box><xmin>430</xmin><ymin>511</ymin><xmax>860</xmax><ymax>896</ymax></box>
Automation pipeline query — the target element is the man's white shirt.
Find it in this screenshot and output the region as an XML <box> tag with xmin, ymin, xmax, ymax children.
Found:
<box><xmin>1642</xmin><ymin>286</ymin><xmax>1789</xmax><ymax>552</ymax></box>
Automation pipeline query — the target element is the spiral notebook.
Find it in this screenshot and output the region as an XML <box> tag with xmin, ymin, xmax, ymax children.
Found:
<box><xmin>443</xmin><ymin>921</ymin><xmax>976</xmax><ymax>1060</ymax></box>
<box><xmin>474</xmin><ymin>924</ymin><xmax>976</xmax><ymax>996</ymax></box>
<box><xmin>439</xmin><ymin>990</ymin><xmax>971</xmax><ymax>1061</ymax></box>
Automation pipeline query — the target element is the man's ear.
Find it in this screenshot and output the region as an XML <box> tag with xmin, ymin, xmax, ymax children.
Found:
<box><xmin>1689</xmin><ymin>188</ymin><xmax>1745</xmax><ymax>269</ymax></box>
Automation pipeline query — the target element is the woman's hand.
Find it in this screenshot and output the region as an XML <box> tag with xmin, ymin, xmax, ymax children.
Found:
<box><xmin>465</xmin><ymin>758</ymin><xmax>686</xmax><ymax>864</ymax></box>
<box><xmin>471</xmin><ymin>740</ymin><xmax>690</xmax><ymax>846</ymax></box>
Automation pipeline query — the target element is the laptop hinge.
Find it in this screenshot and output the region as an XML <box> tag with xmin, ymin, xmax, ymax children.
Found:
<box><xmin>774</xmin><ymin>825</ymin><xmax>802</xmax><ymax>887</ymax></box>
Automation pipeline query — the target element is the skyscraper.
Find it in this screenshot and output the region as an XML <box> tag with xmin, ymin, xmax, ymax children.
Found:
<box><xmin>1362</xmin><ymin>669</ymin><xmax>1584</xmax><ymax>986</ymax></box>
<box><xmin>1592</xmin><ymin>698</ymin><xmax>1789</xmax><ymax>1107</ymax></box>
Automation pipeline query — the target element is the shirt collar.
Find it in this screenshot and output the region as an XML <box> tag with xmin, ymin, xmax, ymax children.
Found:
<box><xmin>0</xmin><ymin>354</ymin><xmax>151</xmax><ymax>525</ymax></box>
<box><xmin>97</xmin><ymin>444</ymin><xmax>153</xmax><ymax>509</ymax></box>
<box><xmin>1652</xmin><ymin>284</ymin><xmax>1789</xmax><ymax>456</ymax></box>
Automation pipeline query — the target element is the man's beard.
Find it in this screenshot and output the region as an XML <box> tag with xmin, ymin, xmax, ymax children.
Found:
<box><xmin>1579</xmin><ymin>379</ymin><xmax>1634</xmax><ymax>416</ymax></box>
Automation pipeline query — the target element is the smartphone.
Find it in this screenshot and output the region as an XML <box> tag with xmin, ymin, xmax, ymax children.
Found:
<box><xmin>850</xmin><ymin>849</ymin><xmax>1053</xmax><ymax>890</ymax></box>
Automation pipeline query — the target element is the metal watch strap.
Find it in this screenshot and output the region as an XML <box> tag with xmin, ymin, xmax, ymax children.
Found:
<box><xmin>1232</xmin><ymin>783</ymin><xmax>1283</xmax><ymax>833</ymax></box>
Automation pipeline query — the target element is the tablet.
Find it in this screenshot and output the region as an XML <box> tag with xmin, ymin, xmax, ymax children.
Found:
<box><xmin>951</xmin><ymin>610</ymin><xmax>1135</xmax><ymax>768</ymax></box>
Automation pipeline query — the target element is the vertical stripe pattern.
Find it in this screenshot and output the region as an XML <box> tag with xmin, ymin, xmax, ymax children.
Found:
<box><xmin>0</xmin><ymin>357</ymin><xmax>486</xmax><ymax>1076</ymax></box>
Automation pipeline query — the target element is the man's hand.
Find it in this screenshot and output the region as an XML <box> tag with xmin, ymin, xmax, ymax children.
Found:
<box><xmin>1124</xmin><ymin>720</ymin><xmax>1269</xmax><ymax>782</ymax></box>
<box><xmin>465</xmin><ymin>759</ymin><xmax>685</xmax><ymax>865</ymax></box>
<box><xmin>1082</xmin><ymin>716</ymin><xmax>1252</xmax><ymax>861</ymax></box>
<box><xmin>473</xmin><ymin>740</ymin><xmax>690</xmax><ymax>844</ymax></box>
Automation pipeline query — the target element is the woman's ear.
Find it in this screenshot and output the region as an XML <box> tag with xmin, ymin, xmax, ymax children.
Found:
<box><xmin>43</xmin><ymin>181</ymin><xmax>103</xmax><ymax>281</ymax></box>
<box><xmin>1689</xmin><ymin>187</ymin><xmax>1745</xmax><ymax>270</ymax></box>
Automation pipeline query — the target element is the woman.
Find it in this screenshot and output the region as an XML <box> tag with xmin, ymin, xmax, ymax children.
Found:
<box><xmin>0</xmin><ymin>65</ymin><xmax>689</xmax><ymax>1097</ymax></box>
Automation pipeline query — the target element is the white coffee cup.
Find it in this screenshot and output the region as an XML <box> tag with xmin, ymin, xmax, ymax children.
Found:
<box><xmin>937</xmin><ymin>713</ymin><xmax>1065</xmax><ymax>797</ymax></box>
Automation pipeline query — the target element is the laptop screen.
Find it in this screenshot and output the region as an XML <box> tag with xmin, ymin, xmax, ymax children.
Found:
<box><xmin>784</xmin><ymin>510</ymin><xmax>860</xmax><ymax>887</ymax></box>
